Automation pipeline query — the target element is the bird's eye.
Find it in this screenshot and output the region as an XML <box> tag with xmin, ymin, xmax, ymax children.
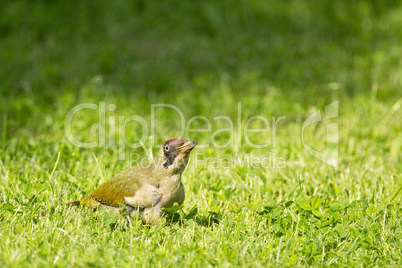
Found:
<box><xmin>164</xmin><ymin>145</ymin><xmax>170</xmax><ymax>152</ymax></box>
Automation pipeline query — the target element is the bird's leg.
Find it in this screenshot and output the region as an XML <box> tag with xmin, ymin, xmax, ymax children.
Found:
<box><xmin>142</xmin><ymin>204</ymin><xmax>162</xmax><ymax>224</ymax></box>
<box><xmin>125</xmin><ymin>205</ymin><xmax>145</xmax><ymax>221</ymax></box>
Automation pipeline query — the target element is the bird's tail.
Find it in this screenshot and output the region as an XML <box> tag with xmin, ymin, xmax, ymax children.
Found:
<box><xmin>67</xmin><ymin>200</ymin><xmax>81</xmax><ymax>206</ymax></box>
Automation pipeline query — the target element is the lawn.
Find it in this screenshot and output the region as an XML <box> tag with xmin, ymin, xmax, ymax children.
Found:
<box><xmin>1</xmin><ymin>1</ymin><xmax>402</xmax><ymax>266</ymax></box>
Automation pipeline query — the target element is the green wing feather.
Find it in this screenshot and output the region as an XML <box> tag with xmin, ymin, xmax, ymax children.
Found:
<box><xmin>82</xmin><ymin>165</ymin><xmax>152</xmax><ymax>208</ymax></box>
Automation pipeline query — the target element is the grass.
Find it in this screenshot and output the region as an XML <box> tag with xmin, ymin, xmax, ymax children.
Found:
<box><xmin>1</xmin><ymin>0</ymin><xmax>402</xmax><ymax>266</ymax></box>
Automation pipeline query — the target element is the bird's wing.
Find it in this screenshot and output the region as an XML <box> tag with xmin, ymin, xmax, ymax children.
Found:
<box><xmin>85</xmin><ymin>165</ymin><xmax>152</xmax><ymax>207</ymax></box>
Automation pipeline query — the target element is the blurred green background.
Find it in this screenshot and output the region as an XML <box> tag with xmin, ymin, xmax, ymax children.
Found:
<box><xmin>2</xmin><ymin>0</ymin><xmax>401</xmax><ymax>161</ymax></box>
<box><xmin>1</xmin><ymin>0</ymin><xmax>401</xmax><ymax>130</ymax></box>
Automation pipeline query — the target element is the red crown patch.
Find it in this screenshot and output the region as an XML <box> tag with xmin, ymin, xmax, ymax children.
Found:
<box><xmin>164</xmin><ymin>139</ymin><xmax>185</xmax><ymax>144</ymax></box>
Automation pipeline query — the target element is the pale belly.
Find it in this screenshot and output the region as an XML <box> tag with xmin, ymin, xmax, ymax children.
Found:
<box><xmin>160</xmin><ymin>181</ymin><xmax>185</xmax><ymax>208</ymax></box>
<box><xmin>123</xmin><ymin>181</ymin><xmax>185</xmax><ymax>223</ymax></box>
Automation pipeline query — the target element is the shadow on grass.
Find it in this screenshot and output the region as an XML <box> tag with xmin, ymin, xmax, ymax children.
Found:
<box><xmin>81</xmin><ymin>204</ymin><xmax>221</xmax><ymax>231</ymax></box>
<box><xmin>164</xmin><ymin>208</ymin><xmax>221</xmax><ymax>228</ymax></box>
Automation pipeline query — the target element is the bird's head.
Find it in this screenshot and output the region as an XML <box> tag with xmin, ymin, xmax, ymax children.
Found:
<box><xmin>155</xmin><ymin>139</ymin><xmax>197</xmax><ymax>174</ymax></box>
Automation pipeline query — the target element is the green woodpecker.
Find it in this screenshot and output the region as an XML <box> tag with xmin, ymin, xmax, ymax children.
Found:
<box><xmin>68</xmin><ymin>139</ymin><xmax>197</xmax><ymax>223</ymax></box>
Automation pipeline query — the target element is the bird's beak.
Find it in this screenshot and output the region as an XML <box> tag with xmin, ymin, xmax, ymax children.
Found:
<box><xmin>179</xmin><ymin>140</ymin><xmax>198</xmax><ymax>153</ymax></box>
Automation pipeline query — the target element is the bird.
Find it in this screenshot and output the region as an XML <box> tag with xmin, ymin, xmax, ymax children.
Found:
<box><xmin>68</xmin><ymin>139</ymin><xmax>197</xmax><ymax>224</ymax></box>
